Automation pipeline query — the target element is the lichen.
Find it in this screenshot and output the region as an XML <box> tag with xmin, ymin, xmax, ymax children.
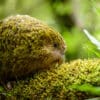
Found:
<box><xmin>1</xmin><ymin>59</ymin><xmax>100</xmax><ymax>100</ymax></box>
<box><xmin>0</xmin><ymin>15</ymin><xmax>66</xmax><ymax>81</ymax></box>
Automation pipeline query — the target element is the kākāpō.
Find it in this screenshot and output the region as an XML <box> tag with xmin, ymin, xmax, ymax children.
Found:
<box><xmin>0</xmin><ymin>15</ymin><xmax>66</xmax><ymax>82</ymax></box>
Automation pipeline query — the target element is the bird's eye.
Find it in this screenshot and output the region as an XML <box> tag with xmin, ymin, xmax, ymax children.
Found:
<box><xmin>53</xmin><ymin>43</ymin><xmax>58</xmax><ymax>48</ymax></box>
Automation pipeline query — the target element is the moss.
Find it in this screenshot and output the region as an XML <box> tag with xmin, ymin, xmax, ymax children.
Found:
<box><xmin>1</xmin><ymin>59</ymin><xmax>100</xmax><ymax>100</ymax></box>
<box><xmin>0</xmin><ymin>15</ymin><xmax>66</xmax><ymax>81</ymax></box>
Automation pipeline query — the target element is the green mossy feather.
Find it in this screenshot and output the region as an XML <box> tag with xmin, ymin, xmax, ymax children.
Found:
<box><xmin>0</xmin><ymin>15</ymin><xmax>66</xmax><ymax>81</ymax></box>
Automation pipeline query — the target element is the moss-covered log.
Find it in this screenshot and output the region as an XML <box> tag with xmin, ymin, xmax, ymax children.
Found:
<box><xmin>0</xmin><ymin>59</ymin><xmax>100</xmax><ymax>100</ymax></box>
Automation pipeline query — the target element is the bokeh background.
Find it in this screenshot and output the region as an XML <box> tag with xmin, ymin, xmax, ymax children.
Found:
<box><xmin>0</xmin><ymin>0</ymin><xmax>100</xmax><ymax>61</ymax></box>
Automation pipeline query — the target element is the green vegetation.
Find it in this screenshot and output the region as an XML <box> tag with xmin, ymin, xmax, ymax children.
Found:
<box><xmin>0</xmin><ymin>0</ymin><xmax>100</xmax><ymax>60</ymax></box>
<box><xmin>0</xmin><ymin>0</ymin><xmax>100</xmax><ymax>99</ymax></box>
<box><xmin>0</xmin><ymin>59</ymin><xmax>100</xmax><ymax>100</ymax></box>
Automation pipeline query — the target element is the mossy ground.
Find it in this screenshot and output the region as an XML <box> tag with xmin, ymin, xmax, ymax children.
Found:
<box><xmin>0</xmin><ymin>59</ymin><xmax>100</xmax><ymax>100</ymax></box>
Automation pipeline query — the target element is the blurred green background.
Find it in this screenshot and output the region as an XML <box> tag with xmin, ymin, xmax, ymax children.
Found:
<box><xmin>0</xmin><ymin>0</ymin><xmax>100</xmax><ymax>61</ymax></box>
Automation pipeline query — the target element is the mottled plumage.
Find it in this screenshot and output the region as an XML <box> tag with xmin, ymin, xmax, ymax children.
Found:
<box><xmin>0</xmin><ymin>15</ymin><xmax>66</xmax><ymax>82</ymax></box>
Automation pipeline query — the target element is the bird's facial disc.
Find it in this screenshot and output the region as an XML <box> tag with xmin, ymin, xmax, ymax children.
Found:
<box><xmin>40</xmin><ymin>37</ymin><xmax>66</xmax><ymax>68</ymax></box>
